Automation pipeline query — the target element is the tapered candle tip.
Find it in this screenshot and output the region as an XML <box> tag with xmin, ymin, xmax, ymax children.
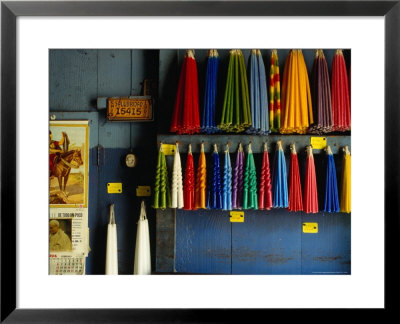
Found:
<box><xmin>109</xmin><ymin>204</ymin><xmax>115</xmax><ymax>224</ymax></box>
<box><xmin>307</xmin><ymin>145</ymin><xmax>313</xmax><ymax>156</ymax></box>
<box><xmin>186</xmin><ymin>49</ymin><xmax>195</xmax><ymax>58</ymax></box>
<box><xmin>277</xmin><ymin>140</ymin><xmax>283</xmax><ymax>150</ymax></box>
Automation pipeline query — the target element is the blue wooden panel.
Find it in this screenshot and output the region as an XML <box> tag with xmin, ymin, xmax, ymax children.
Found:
<box><xmin>301</xmin><ymin>213</ymin><xmax>351</xmax><ymax>274</ymax></box>
<box><xmin>98</xmin><ymin>49</ymin><xmax>132</xmax><ymax>97</ymax></box>
<box><xmin>175</xmin><ymin>210</ymin><xmax>232</xmax><ymax>274</ymax></box>
<box><xmin>93</xmin><ymin>147</ymin><xmax>155</xmax><ymax>274</ymax></box>
<box><xmin>232</xmin><ymin>211</ymin><xmax>302</xmax><ymax>274</ymax></box>
<box><xmin>49</xmin><ymin>49</ymin><xmax>98</xmax><ymax>111</ymax></box>
<box><xmin>98</xmin><ymin>116</ymin><xmax>131</xmax><ymax>149</ymax></box>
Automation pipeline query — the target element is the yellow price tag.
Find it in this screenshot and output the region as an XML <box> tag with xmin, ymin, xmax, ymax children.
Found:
<box><xmin>302</xmin><ymin>222</ymin><xmax>318</xmax><ymax>233</ymax></box>
<box><xmin>162</xmin><ymin>144</ymin><xmax>176</xmax><ymax>155</ymax></box>
<box><xmin>310</xmin><ymin>137</ymin><xmax>327</xmax><ymax>149</ymax></box>
<box><xmin>230</xmin><ymin>211</ymin><xmax>244</xmax><ymax>223</ymax></box>
<box><xmin>136</xmin><ymin>186</ymin><xmax>151</xmax><ymax>197</ymax></box>
<box><xmin>107</xmin><ymin>183</ymin><xmax>122</xmax><ymax>194</ymax></box>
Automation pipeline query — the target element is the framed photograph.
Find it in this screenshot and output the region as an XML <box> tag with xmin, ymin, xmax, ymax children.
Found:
<box><xmin>1</xmin><ymin>0</ymin><xmax>398</xmax><ymax>322</ymax></box>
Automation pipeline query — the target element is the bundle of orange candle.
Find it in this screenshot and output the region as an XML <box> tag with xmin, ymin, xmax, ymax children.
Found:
<box><xmin>280</xmin><ymin>49</ymin><xmax>313</xmax><ymax>134</ymax></box>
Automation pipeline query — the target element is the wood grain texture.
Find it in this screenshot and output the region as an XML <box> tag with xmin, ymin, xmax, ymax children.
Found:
<box><xmin>232</xmin><ymin>211</ymin><xmax>302</xmax><ymax>274</ymax></box>
<box><xmin>156</xmin><ymin>209</ymin><xmax>176</xmax><ymax>273</ymax></box>
<box><xmin>175</xmin><ymin>210</ymin><xmax>231</xmax><ymax>274</ymax></box>
<box><xmin>301</xmin><ymin>213</ymin><xmax>351</xmax><ymax>274</ymax></box>
<box><xmin>98</xmin><ymin>49</ymin><xmax>131</xmax><ymax>97</ymax></box>
<box><xmin>49</xmin><ymin>49</ymin><xmax>98</xmax><ymax>111</ymax></box>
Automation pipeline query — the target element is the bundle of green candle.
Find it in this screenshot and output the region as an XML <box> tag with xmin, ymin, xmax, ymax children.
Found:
<box><xmin>218</xmin><ymin>49</ymin><xmax>251</xmax><ymax>133</ymax></box>
<box><xmin>152</xmin><ymin>144</ymin><xmax>171</xmax><ymax>210</ymax></box>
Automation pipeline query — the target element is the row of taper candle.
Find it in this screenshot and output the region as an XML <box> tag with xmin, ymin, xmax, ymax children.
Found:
<box><xmin>170</xmin><ymin>49</ymin><xmax>350</xmax><ymax>135</ymax></box>
<box><xmin>152</xmin><ymin>142</ymin><xmax>351</xmax><ymax>214</ymax></box>
<box><xmin>105</xmin><ymin>201</ymin><xmax>151</xmax><ymax>275</ymax></box>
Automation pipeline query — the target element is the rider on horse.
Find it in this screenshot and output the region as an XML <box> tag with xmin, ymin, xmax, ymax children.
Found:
<box><xmin>49</xmin><ymin>130</ymin><xmax>68</xmax><ymax>178</ymax></box>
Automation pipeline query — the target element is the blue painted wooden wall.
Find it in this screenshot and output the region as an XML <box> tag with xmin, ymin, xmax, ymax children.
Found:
<box><xmin>158</xmin><ymin>49</ymin><xmax>351</xmax><ymax>275</ymax></box>
<box><xmin>50</xmin><ymin>49</ymin><xmax>159</xmax><ymax>274</ymax></box>
<box><xmin>50</xmin><ymin>48</ymin><xmax>351</xmax><ymax>275</ymax></box>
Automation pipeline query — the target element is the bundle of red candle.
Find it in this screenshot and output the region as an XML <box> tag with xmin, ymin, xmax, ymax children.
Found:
<box><xmin>331</xmin><ymin>49</ymin><xmax>351</xmax><ymax>132</ymax></box>
<box><xmin>170</xmin><ymin>50</ymin><xmax>201</xmax><ymax>134</ymax></box>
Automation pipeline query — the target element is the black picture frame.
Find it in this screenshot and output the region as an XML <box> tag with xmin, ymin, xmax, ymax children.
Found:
<box><xmin>1</xmin><ymin>0</ymin><xmax>398</xmax><ymax>322</ymax></box>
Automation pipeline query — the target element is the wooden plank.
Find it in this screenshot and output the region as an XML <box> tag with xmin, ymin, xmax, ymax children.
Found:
<box><xmin>98</xmin><ymin>115</ymin><xmax>131</xmax><ymax>149</ymax></box>
<box><xmin>131</xmin><ymin>50</ymin><xmax>159</xmax><ymax>96</ymax></box>
<box><xmin>93</xmin><ymin>147</ymin><xmax>155</xmax><ymax>274</ymax></box>
<box><xmin>301</xmin><ymin>213</ymin><xmax>351</xmax><ymax>274</ymax></box>
<box><xmin>232</xmin><ymin>211</ymin><xmax>302</xmax><ymax>274</ymax></box>
<box><xmin>156</xmin><ymin>209</ymin><xmax>176</xmax><ymax>273</ymax></box>
<box><xmin>157</xmin><ymin>134</ymin><xmax>351</xmax><ymax>154</ymax></box>
<box><xmin>98</xmin><ymin>49</ymin><xmax>131</xmax><ymax>97</ymax></box>
<box><xmin>175</xmin><ymin>210</ymin><xmax>232</xmax><ymax>274</ymax></box>
<box><xmin>49</xmin><ymin>49</ymin><xmax>98</xmax><ymax>111</ymax></box>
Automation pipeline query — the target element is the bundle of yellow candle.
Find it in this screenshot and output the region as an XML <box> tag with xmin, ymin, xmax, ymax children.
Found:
<box><xmin>280</xmin><ymin>49</ymin><xmax>313</xmax><ymax>134</ymax></box>
<box><xmin>340</xmin><ymin>146</ymin><xmax>351</xmax><ymax>213</ymax></box>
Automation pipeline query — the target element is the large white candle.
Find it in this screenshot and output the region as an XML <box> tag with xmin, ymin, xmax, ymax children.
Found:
<box><xmin>105</xmin><ymin>204</ymin><xmax>118</xmax><ymax>275</ymax></box>
<box><xmin>134</xmin><ymin>201</ymin><xmax>151</xmax><ymax>275</ymax></box>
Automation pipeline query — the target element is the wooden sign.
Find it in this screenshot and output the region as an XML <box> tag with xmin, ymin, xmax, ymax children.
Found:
<box><xmin>107</xmin><ymin>96</ymin><xmax>153</xmax><ymax>121</ymax></box>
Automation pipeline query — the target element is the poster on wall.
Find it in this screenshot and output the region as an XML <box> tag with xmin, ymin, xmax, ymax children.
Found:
<box><xmin>49</xmin><ymin>120</ymin><xmax>89</xmax><ymax>208</ymax></box>
<box><xmin>49</xmin><ymin>120</ymin><xmax>90</xmax><ymax>275</ymax></box>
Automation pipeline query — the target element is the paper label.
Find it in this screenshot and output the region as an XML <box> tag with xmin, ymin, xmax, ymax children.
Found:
<box><xmin>303</xmin><ymin>222</ymin><xmax>318</xmax><ymax>233</ymax></box>
<box><xmin>310</xmin><ymin>137</ymin><xmax>327</xmax><ymax>149</ymax></box>
<box><xmin>107</xmin><ymin>183</ymin><xmax>122</xmax><ymax>194</ymax></box>
<box><xmin>230</xmin><ymin>211</ymin><xmax>244</xmax><ymax>223</ymax></box>
<box><xmin>136</xmin><ymin>186</ymin><xmax>151</xmax><ymax>197</ymax></box>
<box><xmin>162</xmin><ymin>144</ymin><xmax>176</xmax><ymax>155</ymax></box>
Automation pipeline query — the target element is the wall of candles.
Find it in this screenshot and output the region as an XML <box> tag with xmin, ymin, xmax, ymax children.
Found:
<box><xmin>153</xmin><ymin>140</ymin><xmax>351</xmax><ymax>214</ymax></box>
<box><xmin>156</xmin><ymin>48</ymin><xmax>351</xmax><ymax>274</ymax></box>
<box><xmin>49</xmin><ymin>48</ymin><xmax>351</xmax><ymax>275</ymax></box>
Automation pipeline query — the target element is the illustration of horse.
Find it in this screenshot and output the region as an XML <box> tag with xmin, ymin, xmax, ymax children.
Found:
<box><xmin>52</xmin><ymin>149</ymin><xmax>84</xmax><ymax>194</ymax></box>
